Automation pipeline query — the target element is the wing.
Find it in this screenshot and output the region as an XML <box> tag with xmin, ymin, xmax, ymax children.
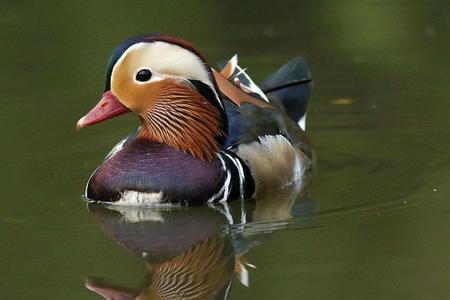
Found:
<box><xmin>217</xmin><ymin>57</ymin><xmax>292</xmax><ymax>149</ymax></box>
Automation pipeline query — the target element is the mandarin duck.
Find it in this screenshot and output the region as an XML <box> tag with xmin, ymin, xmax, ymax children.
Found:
<box><xmin>77</xmin><ymin>34</ymin><xmax>312</xmax><ymax>205</ymax></box>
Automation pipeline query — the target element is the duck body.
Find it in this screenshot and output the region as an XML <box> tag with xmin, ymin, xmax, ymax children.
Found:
<box><xmin>88</xmin><ymin>137</ymin><xmax>254</xmax><ymax>204</ymax></box>
<box><xmin>78</xmin><ymin>34</ymin><xmax>312</xmax><ymax>205</ymax></box>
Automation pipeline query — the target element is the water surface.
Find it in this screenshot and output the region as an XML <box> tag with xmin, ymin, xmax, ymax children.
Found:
<box><xmin>1</xmin><ymin>1</ymin><xmax>450</xmax><ymax>299</ymax></box>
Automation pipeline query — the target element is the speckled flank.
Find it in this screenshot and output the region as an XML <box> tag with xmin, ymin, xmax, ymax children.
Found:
<box><xmin>237</xmin><ymin>135</ymin><xmax>310</xmax><ymax>197</ymax></box>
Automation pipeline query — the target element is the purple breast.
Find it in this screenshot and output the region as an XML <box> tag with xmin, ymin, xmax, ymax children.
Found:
<box><xmin>87</xmin><ymin>138</ymin><xmax>224</xmax><ymax>204</ymax></box>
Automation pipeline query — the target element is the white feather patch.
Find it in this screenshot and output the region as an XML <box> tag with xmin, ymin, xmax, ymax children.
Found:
<box><xmin>114</xmin><ymin>190</ymin><xmax>166</xmax><ymax>206</ymax></box>
<box><xmin>298</xmin><ymin>113</ymin><xmax>307</xmax><ymax>131</ymax></box>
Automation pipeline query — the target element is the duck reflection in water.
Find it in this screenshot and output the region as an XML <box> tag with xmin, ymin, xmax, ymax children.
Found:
<box><xmin>85</xmin><ymin>173</ymin><xmax>316</xmax><ymax>300</ymax></box>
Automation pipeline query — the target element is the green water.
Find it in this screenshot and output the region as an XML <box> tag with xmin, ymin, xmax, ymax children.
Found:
<box><xmin>1</xmin><ymin>1</ymin><xmax>450</xmax><ymax>299</ymax></box>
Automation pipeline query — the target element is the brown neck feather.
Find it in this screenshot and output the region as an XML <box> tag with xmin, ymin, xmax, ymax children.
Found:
<box><xmin>138</xmin><ymin>82</ymin><xmax>225</xmax><ymax>161</ymax></box>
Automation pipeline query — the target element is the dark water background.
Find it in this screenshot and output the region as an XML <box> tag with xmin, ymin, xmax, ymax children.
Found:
<box><xmin>1</xmin><ymin>1</ymin><xmax>449</xmax><ymax>299</ymax></box>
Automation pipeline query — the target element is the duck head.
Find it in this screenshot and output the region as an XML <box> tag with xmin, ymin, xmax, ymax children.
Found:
<box><xmin>77</xmin><ymin>34</ymin><xmax>227</xmax><ymax>160</ymax></box>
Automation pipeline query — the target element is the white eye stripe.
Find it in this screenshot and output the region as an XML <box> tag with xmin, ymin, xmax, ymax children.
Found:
<box><xmin>117</xmin><ymin>42</ymin><xmax>213</xmax><ymax>84</ymax></box>
<box><xmin>112</xmin><ymin>41</ymin><xmax>224</xmax><ymax>109</ymax></box>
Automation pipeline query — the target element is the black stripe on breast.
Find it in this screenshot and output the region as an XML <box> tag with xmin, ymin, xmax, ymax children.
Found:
<box><xmin>219</xmin><ymin>151</ymin><xmax>255</xmax><ymax>202</ymax></box>
<box><xmin>188</xmin><ymin>80</ymin><xmax>220</xmax><ymax>109</ymax></box>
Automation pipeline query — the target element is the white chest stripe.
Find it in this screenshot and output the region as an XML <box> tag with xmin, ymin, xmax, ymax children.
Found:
<box><xmin>222</xmin><ymin>152</ymin><xmax>245</xmax><ymax>200</ymax></box>
<box><xmin>207</xmin><ymin>154</ymin><xmax>231</xmax><ymax>203</ymax></box>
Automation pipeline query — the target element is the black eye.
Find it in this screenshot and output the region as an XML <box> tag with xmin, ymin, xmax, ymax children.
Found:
<box><xmin>135</xmin><ymin>69</ymin><xmax>152</xmax><ymax>82</ymax></box>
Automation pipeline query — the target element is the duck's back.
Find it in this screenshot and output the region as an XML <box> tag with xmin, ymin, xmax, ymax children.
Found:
<box><xmin>220</xmin><ymin>56</ymin><xmax>313</xmax><ymax>196</ymax></box>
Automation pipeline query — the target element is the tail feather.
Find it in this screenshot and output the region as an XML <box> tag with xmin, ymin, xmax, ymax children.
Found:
<box><xmin>259</xmin><ymin>56</ymin><xmax>312</xmax><ymax>130</ymax></box>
